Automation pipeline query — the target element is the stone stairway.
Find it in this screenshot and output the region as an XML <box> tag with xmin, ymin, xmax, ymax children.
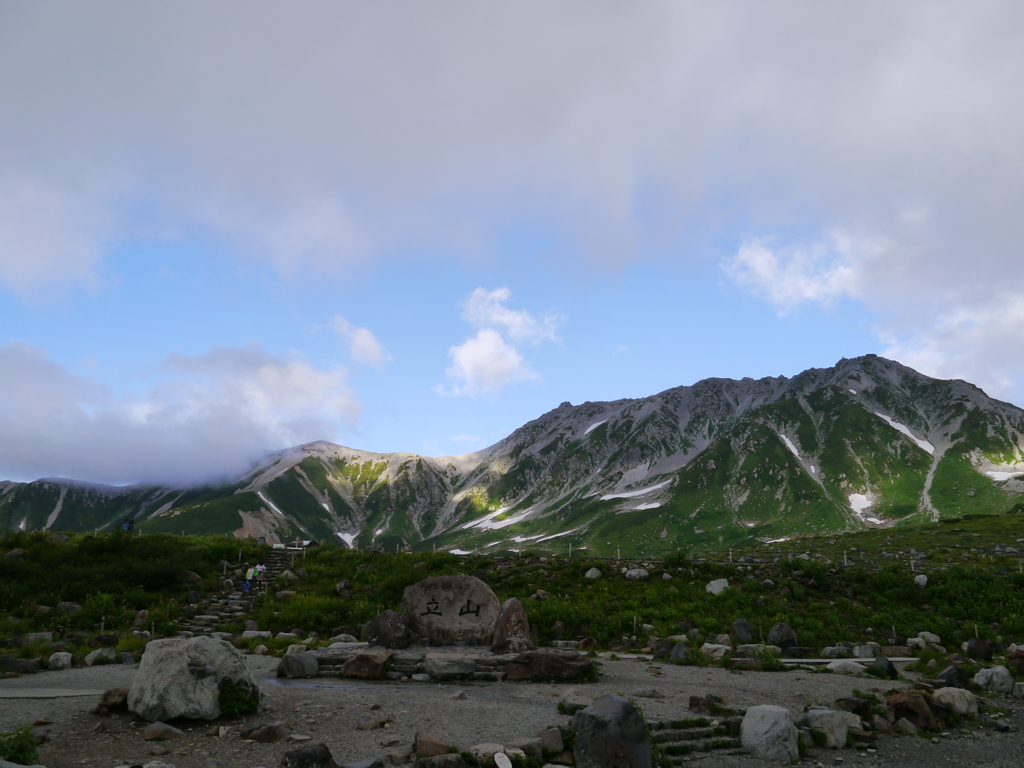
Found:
<box><xmin>175</xmin><ymin>548</ymin><xmax>303</xmax><ymax>636</ymax></box>
<box><xmin>648</xmin><ymin>716</ymin><xmax>744</xmax><ymax>763</ymax></box>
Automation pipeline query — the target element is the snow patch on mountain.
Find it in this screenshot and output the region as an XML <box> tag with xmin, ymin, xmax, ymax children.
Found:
<box><xmin>780</xmin><ymin>435</ymin><xmax>802</xmax><ymax>460</ymax></box>
<box><xmin>584</xmin><ymin>419</ymin><xmax>608</xmax><ymax>436</ymax></box>
<box><xmin>257</xmin><ymin>491</ymin><xmax>284</xmax><ymax>517</ymax></box>
<box><xmin>873</xmin><ymin>412</ymin><xmax>935</xmax><ymax>454</ymax></box>
<box><xmin>336</xmin><ymin>532</ymin><xmax>355</xmax><ymax>547</ymax></box>
<box><xmin>600</xmin><ymin>479</ymin><xmax>671</xmax><ymax>500</ymax></box>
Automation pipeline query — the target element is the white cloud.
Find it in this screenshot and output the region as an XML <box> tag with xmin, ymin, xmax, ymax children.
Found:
<box><xmin>722</xmin><ymin>231</ymin><xmax>887</xmax><ymax>314</ymax></box>
<box><xmin>444</xmin><ymin>287</ymin><xmax>558</xmax><ymax>397</ymax></box>
<box><xmin>461</xmin><ymin>287</ymin><xmax>560</xmax><ymax>344</ymax></box>
<box><xmin>445</xmin><ymin>329</ymin><xmax>539</xmax><ymax>397</ymax></box>
<box><xmin>330</xmin><ymin>314</ymin><xmax>392</xmax><ymax>368</ymax></box>
<box><xmin>0</xmin><ymin>341</ymin><xmax>359</xmax><ymax>485</ymax></box>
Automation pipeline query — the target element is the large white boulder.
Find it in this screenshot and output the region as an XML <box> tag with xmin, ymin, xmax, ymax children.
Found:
<box><xmin>973</xmin><ymin>665</ymin><xmax>1015</xmax><ymax>693</ymax></box>
<box><xmin>128</xmin><ymin>636</ymin><xmax>259</xmax><ymax>721</ymax></box>
<box><xmin>802</xmin><ymin>707</ymin><xmax>848</xmax><ymax>749</ymax></box>
<box><xmin>741</xmin><ymin>705</ymin><xmax>799</xmax><ymax>763</ymax></box>
<box><xmin>705</xmin><ymin>579</ymin><xmax>729</xmax><ymax>595</ymax></box>
<box><xmin>932</xmin><ymin>687</ymin><xmax>979</xmax><ymax>716</ymax></box>
<box><xmin>917</xmin><ymin>631</ymin><xmax>941</xmax><ymax>645</ymax></box>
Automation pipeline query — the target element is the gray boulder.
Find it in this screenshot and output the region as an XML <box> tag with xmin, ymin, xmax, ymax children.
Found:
<box><xmin>932</xmin><ymin>687</ymin><xmax>979</xmax><ymax>716</ymax></box>
<box><xmin>767</xmin><ymin>622</ymin><xmax>797</xmax><ymax>650</ymax></box>
<box><xmin>85</xmin><ymin>647</ymin><xmax>116</xmax><ymax>666</ymax></box>
<box><xmin>491</xmin><ymin>597</ymin><xmax>536</xmax><ymax>654</ymax></box>
<box><xmin>362</xmin><ymin>610</ymin><xmax>410</xmax><ymax>649</ymax></box>
<box><xmin>668</xmin><ymin>641</ymin><xmax>690</xmax><ymax>664</ymax></box>
<box><xmin>401</xmin><ymin>575</ymin><xmax>501</xmax><ymax>646</ymax></box>
<box><xmin>47</xmin><ymin>652</ymin><xmax>73</xmax><ymax>670</ymax></box>
<box><xmin>277</xmin><ymin>652</ymin><xmax>319</xmax><ymax>679</ymax></box>
<box><xmin>127</xmin><ymin>636</ymin><xmax>259</xmax><ymax>721</ymax></box>
<box><xmin>585</xmin><ymin>568</ymin><xmax>601</xmax><ymax>580</ymax></box>
<box><xmin>974</xmin><ymin>665</ymin><xmax>1015</xmax><ymax>693</ymax></box>
<box><xmin>570</xmin><ymin>694</ymin><xmax>651</xmax><ymax>768</ymax></box>
<box><xmin>802</xmin><ymin>707</ymin><xmax>847</xmax><ymax>749</ymax></box>
<box><xmin>624</xmin><ymin>569</ymin><xmax>649</xmax><ymax>581</ymax></box>
<box><xmin>741</xmin><ymin>705</ymin><xmax>799</xmax><ymax>763</ymax></box>
<box><xmin>730</xmin><ymin>619</ymin><xmax>754</xmax><ymax>644</ymax></box>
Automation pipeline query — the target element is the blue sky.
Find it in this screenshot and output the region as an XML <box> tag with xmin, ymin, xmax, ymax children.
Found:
<box><xmin>2</xmin><ymin>3</ymin><xmax>1022</xmax><ymax>484</ymax></box>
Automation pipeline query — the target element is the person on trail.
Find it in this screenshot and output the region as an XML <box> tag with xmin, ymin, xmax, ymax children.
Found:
<box><xmin>243</xmin><ymin>565</ymin><xmax>257</xmax><ymax>595</ymax></box>
<box><xmin>256</xmin><ymin>563</ymin><xmax>267</xmax><ymax>587</ymax></box>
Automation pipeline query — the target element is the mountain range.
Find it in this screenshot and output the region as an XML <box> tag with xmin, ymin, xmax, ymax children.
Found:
<box><xmin>4</xmin><ymin>355</ymin><xmax>1024</xmax><ymax>556</ymax></box>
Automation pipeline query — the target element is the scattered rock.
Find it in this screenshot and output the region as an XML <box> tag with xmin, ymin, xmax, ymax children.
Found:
<box><xmin>278</xmin><ymin>652</ymin><xmax>319</xmax><ymax>679</ymax></box>
<box><xmin>362</xmin><ymin>610</ymin><xmax>411</xmax><ymax>650</ymax></box>
<box><xmin>918</xmin><ymin>631</ymin><xmax>941</xmax><ymax>645</ymax></box>
<box><xmin>705</xmin><ymin>579</ymin><xmax>729</xmax><ymax>595</ymax></box>
<box><xmin>356</xmin><ymin>713</ymin><xmax>393</xmax><ymax>731</ymax></box>
<box><xmin>741</xmin><ymin>705</ymin><xmax>799</xmax><ymax>764</ymax></box>
<box><xmin>934</xmin><ymin>665</ymin><xmax>971</xmax><ymax>690</ymax></box>
<box><xmin>570</xmin><ymin>694</ymin><xmax>651</xmax><ymax>768</ymax></box>
<box><xmin>491</xmin><ymin>597</ymin><xmax>536</xmax><ymax>654</ymax></box>
<box><xmin>142</xmin><ymin>721</ymin><xmax>185</xmax><ymax>740</ymax></box>
<box><xmin>467</xmin><ymin>743</ymin><xmax>505</xmax><ymax>768</ymax></box>
<box><xmin>535</xmin><ymin>727</ymin><xmax>564</xmax><ymax>754</ymax></box>
<box><xmin>504</xmin><ymin>650</ymin><xmax>595</xmax><ymax>682</ymax></box>
<box><xmin>766</xmin><ymin>622</ymin><xmax>797</xmax><ymax>650</ymax></box>
<box><xmin>730</xmin><ymin>619</ymin><xmax>754</xmax><ymax>644</ymax></box>
<box><xmin>827</xmin><ymin>660</ymin><xmax>867</xmax><ymax>675</ymax></box>
<box><xmin>895</xmin><ymin>717</ymin><xmax>918</xmax><ymax>735</ymax></box>
<box><xmin>402</xmin><ymin>575</ymin><xmax>501</xmax><ymax>646</ymax></box>
<box><xmin>869</xmin><ymin>655</ymin><xmax>898</xmax><ymax>679</ymax></box>
<box><xmin>414</xmin><ymin>733</ymin><xmax>450</xmax><ymax>757</ymax></box>
<box><xmin>974</xmin><ymin>665</ymin><xmax>1015</xmax><ymax>693</ymax></box>
<box><xmin>932</xmin><ymin>687</ymin><xmax>979</xmax><ymax>716</ymax></box>
<box><xmin>57</xmin><ymin>601</ymin><xmax>82</xmax><ymax>615</ymax></box>
<box><xmin>127</xmin><ymin>636</ymin><xmax>260</xmax><ymax>722</ymax></box>
<box><xmin>340</xmin><ymin>651</ymin><xmax>396</xmax><ymax>679</ymax></box>
<box><xmin>3</xmin><ymin>548</ymin><xmax>26</xmax><ymax>560</ymax></box>
<box><xmin>584</xmin><ymin>568</ymin><xmax>601</xmax><ymax>580</ymax></box>
<box><xmin>245</xmin><ymin>722</ymin><xmax>287</xmax><ymax>743</ymax></box>
<box><xmin>47</xmin><ymin>652</ymin><xmax>72</xmax><ymax>670</ymax></box>
<box><xmin>624</xmin><ymin>569</ymin><xmax>649</xmax><ymax>581</ymax></box>
<box><xmin>887</xmin><ymin>691</ymin><xmax>938</xmax><ymax>731</ymax></box>
<box><xmin>668</xmin><ymin>641</ymin><xmax>689</xmax><ymax>665</ymax></box>
<box><xmin>84</xmin><ymin>647</ymin><xmax>116</xmax><ymax>666</ymax></box>
<box><xmin>965</xmin><ymin>637</ymin><xmax>996</xmax><ymax>662</ymax></box>
<box><xmin>803</xmin><ymin>707</ymin><xmax>848</xmax><ymax>749</ymax></box>
<box><xmin>508</xmin><ymin>738</ymin><xmax>543</xmax><ymax>761</ymax></box>
<box><xmin>94</xmin><ymin>687</ymin><xmax>130</xmax><ymax>714</ymax></box>
<box><xmin>282</xmin><ymin>742</ymin><xmax>340</xmax><ymax>768</ymax></box>
<box><xmin>914</xmin><ymin>574</ymin><xmax>928</xmax><ymax>587</ymax></box>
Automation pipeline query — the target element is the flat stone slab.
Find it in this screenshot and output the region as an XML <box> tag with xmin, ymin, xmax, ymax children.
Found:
<box><xmin>0</xmin><ymin>688</ymin><xmax>107</xmax><ymax>698</ymax></box>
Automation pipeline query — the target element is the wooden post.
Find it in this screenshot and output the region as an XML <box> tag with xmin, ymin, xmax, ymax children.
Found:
<box><xmin>975</xmin><ymin>624</ymin><xmax>980</xmax><ymax>638</ymax></box>
<box><xmin>568</xmin><ymin>542</ymin><xmax>572</xmax><ymax>558</ymax></box>
<box><xmin>910</xmin><ymin>559</ymin><xmax>915</xmax><ymax>573</ymax></box>
<box><xmin>617</xmin><ymin>546</ymin><xmax>621</xmax><ymax>560</ymax></box>
<box><xmin>238</xmin><ymin>549</ymin><xmax>242</xmax><ymax>563</ymax></box>
<box><xmin>729</xmin><ymin>548</ymin><xmax>733</xmax><ymax>563</ymax></box>
<box><xmin>100</xmin><ymin>616</ymin><xmax>105</xmax><ymax>633</ymax></box>
<box><xmin>844</xmin><ymin>551</ymin><xmax>848</xmax><ymax>566</ymax></box>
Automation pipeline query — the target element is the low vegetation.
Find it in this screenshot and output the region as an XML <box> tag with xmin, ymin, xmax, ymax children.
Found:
<box><xmin>1</xmin><ymin>513</ymin><xmax>1023</xmax><ymax>662</ymax></box>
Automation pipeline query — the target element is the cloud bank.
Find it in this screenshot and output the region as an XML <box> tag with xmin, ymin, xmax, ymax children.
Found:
<box><xmin>0</xmin><ymin>341</ymin><xmax>359</xmax><ymax>485</ymax></box>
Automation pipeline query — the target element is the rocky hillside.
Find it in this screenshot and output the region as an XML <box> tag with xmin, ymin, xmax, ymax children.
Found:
<box><xmin>3</xmin><ymin>355</ymin><xmax>1023</xmax><ymax>555</ymax></box>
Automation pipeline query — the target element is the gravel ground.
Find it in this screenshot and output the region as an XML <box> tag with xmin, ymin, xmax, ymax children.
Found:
<box><xmin>1</xmin><ymin>658</ymin><xmax>1021</xmax><ymax>768</ymax></box>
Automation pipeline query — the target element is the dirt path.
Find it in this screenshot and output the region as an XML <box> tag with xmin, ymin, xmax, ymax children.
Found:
<box><xmin>1</xmin><ymin>658</ymin><xmax>1020</xmax><ymax>768</ymax></box>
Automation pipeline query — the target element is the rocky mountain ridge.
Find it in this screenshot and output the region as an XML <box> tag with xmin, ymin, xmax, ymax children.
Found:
<box><xmin>3</xmin><ymin>355</ymin><xmax>1023</xmax><ymax>555</ymax></box>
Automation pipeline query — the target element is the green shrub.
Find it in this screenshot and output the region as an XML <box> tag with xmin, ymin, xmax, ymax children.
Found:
<box><xmin>218</xmin><ymin>680</ymin><xmax>260</xmax><ymax>717</ymax></box>
<box><xmin>0</xmin><ymin>725</ymin><xmax>38</xmax><ymax>766</ymax></box>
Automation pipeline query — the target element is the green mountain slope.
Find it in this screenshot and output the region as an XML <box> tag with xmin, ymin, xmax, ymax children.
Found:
<box><xmin>3</xmin><ymin>355</ymin><xmax>1023</xmax><ymax>555</ymax></box>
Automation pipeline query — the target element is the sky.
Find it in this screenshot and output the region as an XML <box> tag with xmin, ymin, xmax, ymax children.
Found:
<box><xmin>2</xmin><ymin>2</ymin><xmax>1023</xmax><ymax>486</ymax></box>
